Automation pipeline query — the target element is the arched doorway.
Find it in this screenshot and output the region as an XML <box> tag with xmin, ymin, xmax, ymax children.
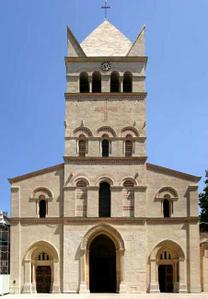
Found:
<box><xmin>89</xmin><ymin>234</ymin><xmax>116</xmax><ymax>293</ymax></box>
<box><xmin>149</xmin><ymin>240</ymin><xmax>186</xmax><ymax>293</ymax></box>
<box><xmin>23</xmin><ymin>241</ymin><xmax>60</xmax><ymax>293</ymax></box>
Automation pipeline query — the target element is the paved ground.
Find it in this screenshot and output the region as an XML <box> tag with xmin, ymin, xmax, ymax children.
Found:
<box><xmin>1</xmin><ymin>294</ymin><xmax>208</xmax><ymax>299</ymax></box>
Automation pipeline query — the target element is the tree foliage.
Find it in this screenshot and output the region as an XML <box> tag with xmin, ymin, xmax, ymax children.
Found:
<box><xmin>199</xmin><ymin>170</ymin><xmax>208</xmax><ymax>222</ymax></box>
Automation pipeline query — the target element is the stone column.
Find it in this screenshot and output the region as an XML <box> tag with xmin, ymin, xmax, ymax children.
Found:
<box><xmin>119</xmin><ymin>251</ymin><xmax>126</xmax><ymax>293</ymax></box>
<box><xmin>22</xmin><ymin>261</ymin><xmax>32</xmax><ymax>293</ymax></box>
<box><xmin>79</xmin><ymin>252</ymin><xmax>89</xmax><ymax>293</ymax></box>
<box><xmin>120</xmin><ymin>77</ymin><xmax>123</xmax><ymax>92</ymax></box>
<box><xmin>149</xmin><ymin>260</ymin><xmax>160</xmax><ymax>293</ymax></box>
<box><xmin>52</xmin><ymin>262</ymin><xmax>60</xmax><ymax>293</ymax></box>
<box><xmin>203</xmin><ymin>250</ymin><xmax>208</xmax><ymax>291</ymax></box>
<box><xmin>89</xmin><ymin>77</ymin><xmax>92</xmax><ymax>93</ymax></box>
<box><xmin>179</xmin><ymin>259</ymin><xmax>187</xmax><ymax>293</ymax></box>
<box><xmin>31</xmin><ymin>263</ymin><xmax>37</xmax><ymax>293</ymax></box>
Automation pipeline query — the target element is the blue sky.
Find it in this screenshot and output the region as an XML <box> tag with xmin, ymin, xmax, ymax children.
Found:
<box><xmin>0</xmin><ymin>0</ymin><xmax>207</xmax><ymax>213</ymax></box>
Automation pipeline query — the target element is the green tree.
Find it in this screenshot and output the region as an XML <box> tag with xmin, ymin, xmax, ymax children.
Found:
<box><xmin>199</xmin><ymin>170</ymin><xmax>208</xmax><ymax>222</ymax></box>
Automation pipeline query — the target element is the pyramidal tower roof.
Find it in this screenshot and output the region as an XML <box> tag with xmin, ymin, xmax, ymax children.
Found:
<box><xmin>81</xmin><ymin>20</ymin><xmax>132</xmax><ymax>57</ymax></box>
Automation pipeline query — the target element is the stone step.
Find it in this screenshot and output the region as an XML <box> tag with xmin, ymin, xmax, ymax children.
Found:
<box><xmin>3</xmin><ymin>293</ymin><xmax>208</xmax><ymax>299</ymax></box>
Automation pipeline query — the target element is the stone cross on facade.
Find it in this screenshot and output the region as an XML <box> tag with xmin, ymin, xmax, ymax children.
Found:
<box><xmin>95</xmin><ymin>100</ymin><xmax>116</xmax><ymax>121</ymax></box>
<box><xmin>101</xmin><ymin>0</ymin><xmax>111</xmax><ymax>20</ymax></box>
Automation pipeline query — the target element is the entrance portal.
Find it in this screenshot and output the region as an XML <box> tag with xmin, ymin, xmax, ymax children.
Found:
<box><xmin>159</xmin><ymin>265</ymin><xmax>173</xmax><ymax>293</ymax></box>
<box><xmin>90</xmin><ymin>234</ymin><xmax>116</xmax><ymax>293</ymax></box>
<box><xmin>36</xmin><ymin>266</ymin><xmax>51</xmax><ymax>293</ymax></box>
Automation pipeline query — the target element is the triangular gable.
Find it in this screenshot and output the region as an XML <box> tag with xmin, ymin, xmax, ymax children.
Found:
<box><xmin>67</xmin><ymin>27</ymin><xmax>86</xmax><ymax>57</ymax></box>
<box><xmin>127</xmin><ymin>25</ymin><xmax>145</xmax><ymax>56</ymax></box>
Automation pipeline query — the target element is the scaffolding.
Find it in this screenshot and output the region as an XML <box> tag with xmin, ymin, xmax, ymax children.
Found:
<box><xmin>0</xmin><ymin>212</ymin><xmax>10</xmax><ymax>275</ymax></box>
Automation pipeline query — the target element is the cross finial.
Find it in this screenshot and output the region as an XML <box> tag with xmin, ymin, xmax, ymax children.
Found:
<box><xmin>101</xmin><ymin>0</ymin><xmax>111</xmax><ymax>20</ymax></box>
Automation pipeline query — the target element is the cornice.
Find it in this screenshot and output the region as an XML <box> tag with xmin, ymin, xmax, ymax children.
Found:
<box><xmin>9</xmin><ymin>216</ymin><xmax>199</xmax><ymax>226</ymax></box>
<box><xmin>64</xmin><ymin>136</ymin><xmax>146</xmax><ymax>143</ymax></box>
<box><xmin>64</xmin><ymin>92</ymin><xmax>147</xmax><ymax>101</ymax></box>
<box><xmin>8</xmin><ymin>163</ymin><xmax>64</xmax><ymax>184</ymax></box>
<box><xmin>65</xmin><ymin>56</ymin><xmax>148</xmax><ymax>63</ymax></box>
<box><xmin>64</xmin><ymin>156</ymin><xmax>147</xmax><ymax>165</ymax></box>
<box><xmin>146</xmin><ymin>163</ymin><xmax>201</xmax><ymax>182</ymax></box>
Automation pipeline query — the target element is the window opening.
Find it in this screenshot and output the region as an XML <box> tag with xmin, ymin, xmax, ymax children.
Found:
<box><xmin>123</xmin><ymin>72</ymin><xmax>132</xmax><ymax>92</ymax></box>
<box><xmin>163</xmin><ymin>199</ymin><xmax>170</xmax><ymax>218</ymax></box>
<box><xmin>110</xmin><ymin>72</ymin><xmax>120</xmax><ymax>92</ymax></box>
<box><xmin>39</xmin><ymin>199</ymin><xmax>46</xmax><ymax>218</ymax></box>
<box><xmin>102</xmin><ymin>139</ymin><xmax>109</xmax><ymax>157</ymax></box>
<box><xmin>92</xmin><ymin>72</ymin><xmax>101</xmax><ymax>93</ymax></box>
<box><xmin>79</xmin><ymin>138</ymin><xmax>86</xmax><ymax>157</ymax></box>
<box><xmin>99</xmin><ymin>182</ymin><xmax>111</xmax><ymax>217</ymax></box>
<box><xmin>80</xmin><ymin>72</ymin><xmax>89</xmax><ymax>93</ymax></box>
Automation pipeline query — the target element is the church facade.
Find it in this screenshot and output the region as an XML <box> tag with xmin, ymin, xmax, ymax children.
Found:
<box><xmin>9</xmin><ymin>20</ymin><xmax>207</xmax><ymax>294</ymax></box>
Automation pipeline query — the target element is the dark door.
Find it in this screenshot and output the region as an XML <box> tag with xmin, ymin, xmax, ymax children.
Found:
<box><xmin>36</xmin><ymin>266</ymin><xmax>51</xmax><ymax>293</ymax></box>
<box><xmin>159</xmin><ymin>265</ymin><xmax>173</xmax><ymax>293</ymax></box>
<box><xmin>90</xmin><ymin>234</ymin><xmax>116</xmax><ymax>293</ymax></box>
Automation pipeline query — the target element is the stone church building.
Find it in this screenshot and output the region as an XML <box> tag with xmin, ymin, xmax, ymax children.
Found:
<box><xmin>8</xmin><ymin>20</ymin><xmax>208</xmax><ymax>294</ymax></box>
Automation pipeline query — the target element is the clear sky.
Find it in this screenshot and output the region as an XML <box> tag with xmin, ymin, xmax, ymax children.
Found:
<box><xmin>0</xmin><ymin>0</ymin><xmax>207</xmax><ymax>214</ymax></box>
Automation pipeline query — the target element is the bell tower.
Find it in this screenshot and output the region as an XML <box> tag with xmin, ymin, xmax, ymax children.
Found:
<box><xmin>63</xmin><ymin>20</ymin><xmax>147</xmax><ymax>218</ymax></box>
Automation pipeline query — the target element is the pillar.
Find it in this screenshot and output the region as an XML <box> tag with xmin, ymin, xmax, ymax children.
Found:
<box><xmin>120</xmin><ymin>77</ymin><xmax>123</xmax><ymax>92</ymax></box>
<box><xmin>149</xmin><ymin>260</ymin><xmax>160</xmax><ymax>293</ymax></box>
<box><xmin>31</xmin><ymin>263</ymin><xmax>37</xmax><ymax>293</ymax></box>
<box><xmin>52</xmin><ymin>262</ymin><xmax>60</xmax><ymax>293</ymax></box>
<box><xmin>188</xmin><ymin>223</ymin><xmax>201</xmax><ymax>292</ymax></box>
<box><xmin>22</xmin><ymin>261</ymin><xmax>32</xmax><ymax>293</ymax></box>
<box><xmin>87</xmin><ymin>186</ymin><xmax>99</xmax><ymax>217</ymax></box>
<box><xmin>89</xmin><ymin>77</ymin><xmax>92</xmax><ymax>93</ymax></box>
<box><xmin>202</xmin><ymin>247</ymin><xmax>208</xmax><ymax>292</ymax></box>
<box><xmin>179</xmin><ymin>259</ymin><xmax>187</xmax><ymax>293</ymax></box>
<box><xmin>79</xmin><ymin>252</ymin><xmax>89</xmax><ymax>293</ymax></box>
<box><xmin>111</xmin><ymin>186</ymin><xmax>122</xmax><ymax>217</ymax></box>
<box><xmin>119</xmin><ymin>251</ymin><xmax>126</xmax><ymax>293</ymax></box>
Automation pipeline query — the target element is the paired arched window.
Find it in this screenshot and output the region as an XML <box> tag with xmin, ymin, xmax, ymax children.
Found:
<box><xmin>92</xmin><ymin>71</ymin><xmax>101</xmax><ymax>93</ymax></box>
<box><xmin>160</xmin><ymin>250</ymin><xmax>172</xmax><ymax>260</ymax></box>
<box><xmin>78</xmin><ymin>135</ymin><xmax>87</xmax><ymax>157</ymax></box>
<box><xmin>80</xmin><ymin>72</ymin><xmax>89</xmax><ymax>93</ymax></box>
<box><xmin>163</xmin><ymin>197</ymin><xmax>171</xmax><ymax>218</ymax></box>
<box><xmin>123</xmin><ymin>72</ymin><xmax>133</xmax><ymax>92</ymax></box>
<box><xmin>79</xmin><ymin>71</ymin><xmax>133</xmax><ymax>93</ymax></box>
<box><xmin>99</xmin><ymin>182</ymin><xmax>111</xmax><ymax>217</ymax></box>
<box><xmin>39</xmin><ymin>197</ymin><xmax>47</xmax><ymax>218</ymax></box>
<box><xmin>125</xmin><ymin>135</ymin><xmax>133</xmax><ymax>157</ymax></box>
<box><xmin>111</xmin><ymin>72</ymin><xmax>120</xmax><ymax>92</ymax></box>
<box><xmin>37</xmin><ymin>252</ymin><xmax>50</xmax><ymax>261</ymax></box>
<box><xmin>102</xmin><ymin>139</ymin><xmax>110</xmax><ymax>157</ymax></box>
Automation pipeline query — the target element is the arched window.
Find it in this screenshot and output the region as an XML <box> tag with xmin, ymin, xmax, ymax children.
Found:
<box><xmin>39</xmin><ymin>198</ymin><xmax>46</xmax><ymax>218</ymax></box>
<box><xmin>99</xmin><ymin>182</ymin><xmax>111</xmax><ymax>217</ymax></box>
<box><xmin>110</xmin><ymin>72</ymin><xmax>120</xmax><ymax>92</ymax></box>
<box><xmin>80</xmin><ymin>72</ymin><xmax>89</xmax><ymax>93</ymax></box>
<box><xmin>123</xmin><ymin>72</ymin><xmax>133</xmax><ymax>92</ymax></box>
<box><xmin>102</xmin><ymin>139</ymin><xmax>109</xmax><ymax>157</ymax></box>
<box><xmin>125</xmin><ymin>135</ymin><xmax>133</xmax><ymax>157</ymax></box>
<box><xmin>78</xmin><ymin>135</ymin><xmax>87</xmax><ymax>157</ymax></box>
<box><xmin>92</xmin><ymin>71</ymin><xmax>101</xmax><ymax>93</ymax></box>
<box><xmin>163</xmin><ymin>198</ymin><xmax>170</xmax><ymax>218</ymax></box>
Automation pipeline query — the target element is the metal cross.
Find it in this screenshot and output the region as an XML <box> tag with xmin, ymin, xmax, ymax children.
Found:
<box><xmin>101</xmin><ymin>0</ymin><xmax>111</xmax><ymax>20</ymax></box>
